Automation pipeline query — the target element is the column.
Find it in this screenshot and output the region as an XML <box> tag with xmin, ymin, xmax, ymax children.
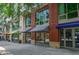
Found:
<box><xmin>19</xmin><ymin>15</ymin><xmax>26</xmax><ymax>43</ymax></box>
<box><xmin>49</xmin><ymin>4</ymin><xmax>60</xmax><ymax>48</ymax></box>
<box><xmin>31</xmin><ymin>13</ymin><xmax>36</xmax><ymax>44</ymax></box>
<box><xmin>9</xmin><ymin>23</ymin><xmax>12</xmax><ymax>42</ymax></box>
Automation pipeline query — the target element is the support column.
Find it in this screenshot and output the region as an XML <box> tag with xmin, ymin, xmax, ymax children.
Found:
<box><xmin>9</xmin><ymin>23</ymin><xmax>12</xmax><ymax>42</ymax></box>
<box><xmin>31</xmin><ymin>13</ymin><xmax>36</xmax><ymax>45</ymax></box>
<box><xmin>19</xmin><ymin>16</ymin><xmax>26</xmax><ymax>43</ymax></box>
<box><xmin>49</xmin><ymin>4</ymin><xmax>60</xmax><ymax>48</ymax></box>
<box><xmin>4</xmin><ymin>26</ymin><xmax>7</xmax><ymax>40</ymax></box>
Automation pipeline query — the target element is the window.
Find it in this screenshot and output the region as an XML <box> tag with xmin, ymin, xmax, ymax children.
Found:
<box><xmin>25</xmin><ymin>17</ymin><xmax>31</xmax><ymax>27</ymax></box>
<box><xmin>78</xmin><ymin>4</ymin><xmax>79</xmax><ymax>9</ymax></box>
<box><xmin>59</xmin><ymin>3</ymin><xmax>78</xmax><ymax>20</ymax></box>
<box><xmin>58</xmin><ymin>4</ymin><xmax>66</xmax><ymax>15</ymax></box>
<box><xmin>0</xmin><ymin>28</ymin><xmax>2</xmax><ymax>32</ymax></box>
<box><xmin>12</xmin><ymin>33</ymin><xmax>19</xmax><ymax>40</ymax></box>
<box><xmin>36</xmin><ymin>9</ymin><xmax>49</xmax><ymax>25</ymax></box>
<box><xmin>68</xmin><ymin>11</ymin><xmax>78</xmax><ymax>19</ymax></box>
<box><xmin>59</xmin><ymin>15</ymin><xmax>66</xmax><ymax>20</ymax></box>
<box><xmin>12</xmin><ymin>21</ymin><xmax>19</xmax><ymax>31</ymax></box>
<box><xmin>67</xmin><ymin>3</ymin><xmax>77</xmax><ymax>12</ymax></box>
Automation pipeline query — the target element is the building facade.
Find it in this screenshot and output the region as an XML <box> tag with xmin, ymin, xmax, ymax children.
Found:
<box><xmin>3</xmin><ymin>3</ymin><xmax>79</xmax><ymax>48</ymax></box>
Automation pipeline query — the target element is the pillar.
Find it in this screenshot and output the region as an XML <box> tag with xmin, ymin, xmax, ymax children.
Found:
<box><xmin>49</xmin><ymin>4</ymin><xmax>60</xmax><ymax>48</ymax></box>
<box><xmin>19</xmin><ymin>15</ymin><xmax>26</xmax><ymax>43</ymax></box>
<box><xmin>31</xmin><ymin>13</ymin><xmax>36</xmax><ymax>45</ymax></box>
<box><xmin>9</xmin><ymin>23</ymin><xmax>12</xmax><ymax>42</ymax></box>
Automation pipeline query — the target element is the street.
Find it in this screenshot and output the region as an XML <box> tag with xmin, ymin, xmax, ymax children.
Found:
<box><xmin>0</xmin><ymin>41</ymin><xmax>79</xmax><ymax>55</ymax></box>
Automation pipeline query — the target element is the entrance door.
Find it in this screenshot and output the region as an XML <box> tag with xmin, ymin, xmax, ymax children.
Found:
<box><xmin>60</xmin><ymin>28</ymin><xmax>75</xmax><ymax>48</ymax></box>
<box><xmin>65</xmin><ymin>29</ymin><xmax>73</xmax><ymax>47</ymax></box>
<box><xmin>74</xmin><ymin>28</ymin><xmax>79</xmax><ymax>48</ymax></box>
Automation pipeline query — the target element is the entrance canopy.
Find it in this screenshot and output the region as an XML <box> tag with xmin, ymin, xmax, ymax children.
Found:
<box><xmin>57</xmin><ymin>21</ymin><xmax>79</xmax><ymax>29</ymax></box>
<box><xmin>30</xmin><ymin>23</ymin><xmax>49</xmax><ymax>32</ymax></box>
<box><xmin>22</xmin><ymin>27</ymin><xmax>31</xmax><ymax>33</ymax></box>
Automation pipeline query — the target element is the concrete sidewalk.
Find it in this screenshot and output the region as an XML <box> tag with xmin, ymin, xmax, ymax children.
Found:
<box><xmin>0</xmin><ymin>41</ymin><xmax>79</xmax><ymax>55</ymax></box>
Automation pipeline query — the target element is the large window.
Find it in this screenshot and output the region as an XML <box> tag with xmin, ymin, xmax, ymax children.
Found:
<box><xmin>58</xmin><ymin>3</ymin><xmax>79</xmax><ymax>20</ymax></box>
<box><xmin>25</xmin><ymin>17</ymin><xmax>31</xmax><ymax>27</ymax></box>
<box><xmin>12</xmin><ymin>32</ymin><xmax>19</xmax><ymax>42</ymax></box>
<box><xmin>67</xmin><ymin>4</ymin><xmax>77</xmax><ymax>12</ymax></box>
<box><xmin>6</xmin><ymin>25</ymin><xmax>10</xmax><ymax>32</ymax></box>
<box><xmin>12</xmin><ymin>21</ymin><xmax>19</xmax><ymax>31</ymax></box>
<box><xmin>58</xmin><ymin>4</ymin><xmax>66</xmax><ymax>15</ymax></box>
<box><xmin>0</xmin><ymin>28</ymin><xmax>2</xmax><ymax>32</ymax></box>
<box><xmin>36</xmin><ymin>9</ymin><xmax>49</xmax><ymax>25</ymax></box>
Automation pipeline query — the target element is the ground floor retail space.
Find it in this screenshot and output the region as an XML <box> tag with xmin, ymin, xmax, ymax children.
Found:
<box><xmin>60</xmin><ymin>27</ymin><xmax>79</xmax><ymax>48</ymax></box>
<box><xmin>21</xmin><ymin>32</ymin><xmax>49</xmax><ymax>47</ymax></box>
<box><xmin>11</xmin><ymin>33</ymin><xmax>19</xmax><ymax>43</ymax></box>
<box><xmin>35</xmin><ymin>32</ymin><xmax>49</xmax><ymax>47</ymax></box>
<box><xmin>4</xmin><ymin>28</ymin><xmax>79</xmax><ymax>48</ymax></box>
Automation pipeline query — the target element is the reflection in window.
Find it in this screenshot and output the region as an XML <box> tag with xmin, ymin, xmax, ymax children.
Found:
<box><xmin>58</xmin><ymin>3</ymin><xmax>78</xmax><ymax>20</ymax></box>
<box><xmin>58</xmin><ymin>4</ymin><xmax>66</xmax><ymax>15</ymax></box>
<box><xmin>68</xmin><ymin>11</ymin><xmax>78</xmax><ymax>19</ymax></box>
<box><xmin>60</xmin><ymin>29</ymin><xmax>64</xmax><ymax>40</ymax></box>
<box><xmin>67</xmin><ymin>3</ymin><xmax>77</xmax><ymax>12</ymax></box>
<box><xmin>25</xmin><ymin>17</ymin><xmax>31</xmax><ymax>27</ymax></box>
<box><xmin>66</xmin><ymin>29</ymin><xmax>72</xmax><ymax>40</ymax></box>
<box><xmin>36</xmin><ymin>9</ymin><xmax>49</xmax><ymax>25</ymax></box>
<box><xmin>12</xmin><ymin>21</ymin><xmax>19</xmax><ymax>31</ymax></box>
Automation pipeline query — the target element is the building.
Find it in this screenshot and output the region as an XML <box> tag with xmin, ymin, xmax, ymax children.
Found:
<box><xmin>20</xmin><ymin>3</ymin><xmax>59</xmax><ymax>48</ymax></box>
<box><xmin>3</xmin><ymin>3</ymin><xmax>79</xmax><ymax>48</ymax></box>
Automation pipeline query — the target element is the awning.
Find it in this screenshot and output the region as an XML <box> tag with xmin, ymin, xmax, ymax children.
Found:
<box><xmin>30</xmin><ymin>23</ymin><xmax>49</xmax><ymax>32</ymax></box>
<box><xmin>22</xmin><ymin>27</ymin><xmax>31</xmax><ymax>33</ymax></box>
<box><xmin>57</xmin><ymin>21</ymin><xmax>79</xmax><ymax>29</ymax></box>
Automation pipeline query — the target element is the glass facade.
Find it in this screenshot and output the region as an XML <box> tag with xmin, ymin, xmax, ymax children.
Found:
<box><xmin>12</xmin><ymin>21</ymin><xmax>19</xmax><ymax>31</ymax></box>
<box><xmin>25</xmin><ymin>17</ymin><xmax>31</xmax><ymax>27</ymax></box>
<box><xmin>12</xmin><ymin>32</ymin><xmax>19</xmax><ymax>42</ymax></box>
<box><xmin>6</xmin><ymin>25</ymin><xmax>10</xmax><ymax>32</ymax></box>
<box><xmin>58</xmin><ymin>3</ymin><xmax>79</xmax><ymax>20</ymax></box>
<box><xmin>36</xmin><ymin>9</ymin><xmax>49</xmax><ymax>25</ymax></box>
<box><xmin>0</xmin><ymin>28</ymin><xmax>2</xmax><ymax>32</ymax></box>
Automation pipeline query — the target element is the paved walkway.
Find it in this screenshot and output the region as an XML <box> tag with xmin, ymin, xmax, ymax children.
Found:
<box><xmin>0</xmin><ymin>41</ymin><xmax>79</xmax><ymax>55</ymax></box>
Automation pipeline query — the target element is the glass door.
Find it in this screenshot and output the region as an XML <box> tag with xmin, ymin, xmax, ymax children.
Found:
<box><xmin>60</xmin><ymin>28</ymin><xmax>75</xmax><ymax>48</ymax></box>
<box><xmin>65</xmin><ymin>29</ymin><xmax>73</xmax><ymax>47</ymax></box>
<box><xmin>74</xmin><ymin>28</ymin><xmax>79</xmax><ymax>48</ymax></box>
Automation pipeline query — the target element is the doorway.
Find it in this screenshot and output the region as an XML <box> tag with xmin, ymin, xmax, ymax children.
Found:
<box><xmin>60</xmin><ymin>28</ymin><xmax>79</xmax><ymax>48</ymax></box>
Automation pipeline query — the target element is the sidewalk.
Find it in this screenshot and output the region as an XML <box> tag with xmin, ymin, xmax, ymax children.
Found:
<box><xmin>0</xmin><ymin>41</ymin><xmax>79</xmax><ymax>55</ymax></box>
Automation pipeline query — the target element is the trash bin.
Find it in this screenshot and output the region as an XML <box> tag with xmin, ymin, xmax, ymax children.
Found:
<box><xmin>19</xmin><ymin>40</ymin><xmax>21</xmax><ymax>43</ymax></box>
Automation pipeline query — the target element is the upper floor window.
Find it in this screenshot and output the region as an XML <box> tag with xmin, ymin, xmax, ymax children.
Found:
<box><xmin>36</xmin><ymin>8</ymin><xmax>49</xmax><ymax>25</ymax></box>
<box><xmin>58</xmin><ymin>4</ymin><xmax>66</xmax><ymax>15</ymax></box>
<box><xmin>25</xmin><ymin>17</ymin><xmax>31</xmax><ymax>27</ymax></box>
<box><xmin>58</xmin><ymin>3</ymin><xmax>79</xmax><ymax>20</ymax></box>
<box><xmin>12</xmin><ymin>21</ymin><xmax>19</xmax><ymax>31</ymax></box>
<box><xmin>0</xmin><ymin>28</ymin><xmax>2</xmax><ymax>32</ymax></box>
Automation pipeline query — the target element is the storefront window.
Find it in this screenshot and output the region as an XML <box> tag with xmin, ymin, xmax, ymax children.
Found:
<box><xmin>12</xmin><ymin>32</ymin><xmax>19</xmax><ymax>42</ymax></box>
